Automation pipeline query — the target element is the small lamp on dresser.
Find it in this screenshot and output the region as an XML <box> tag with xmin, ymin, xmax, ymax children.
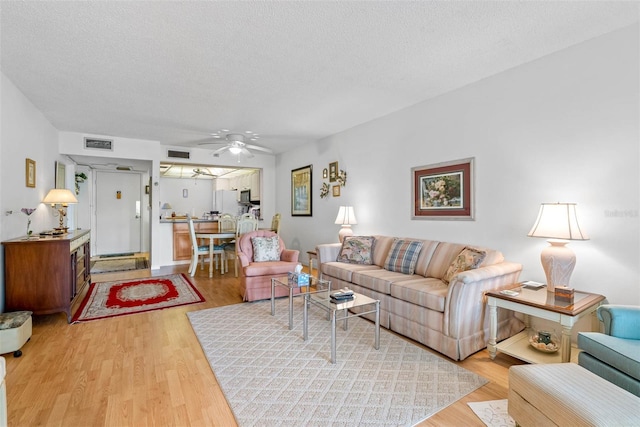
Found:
<box><xmin>42</xmin><ymin>188</ymin><xmax>78</xmax><ymax>231</ymax></box>
<box><xmin>527</xmin><ymin>202</ymin><xmax>589</xmax><ymax>292</ymax></box>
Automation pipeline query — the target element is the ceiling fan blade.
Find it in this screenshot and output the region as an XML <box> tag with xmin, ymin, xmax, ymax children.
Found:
<box><xmin>240</xmin><ymin>148</ymin><xmax>254</xmax><ymax>158</ymax></box>
<box><xmin>246</xmin><ymin>143</ymin><xmax>273</xmax><ymax>154</ymax></box>
<box><xmin>212</xmin><ymin>146</ymin><xmax>230</xmax><ymax>155</ymax></box>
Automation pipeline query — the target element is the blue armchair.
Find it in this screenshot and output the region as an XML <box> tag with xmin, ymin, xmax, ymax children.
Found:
<box><xmin>578</xmin><ymin>305</ymin><xmax>640</xmax><ymax>397</ymax></box>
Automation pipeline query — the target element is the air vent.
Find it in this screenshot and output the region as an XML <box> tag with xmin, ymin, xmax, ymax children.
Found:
<box><xmin>167</xmin><ymin>149</ymin><xmax>190</xmax><ymax>159</ymax></box>
<box><xmin>84</xmin><ymin>138</ymin><xmax>113</xmax><ymax>150</ymax></box>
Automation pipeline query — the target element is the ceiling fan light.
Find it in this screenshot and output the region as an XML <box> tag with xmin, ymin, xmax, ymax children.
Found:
<box><xmin>229</xmin><ymin>146</ymin><xmax>242</xmax><ymax>155</ymax></box>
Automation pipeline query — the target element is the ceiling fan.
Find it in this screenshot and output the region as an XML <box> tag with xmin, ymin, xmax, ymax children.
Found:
<box><xmin>191</xmin><ymin>168</ymin><xmax>217</xmax><ymax>178</ymax></box>
<box><xmin>198</xmin><ymin>133</ymin><xmax>273</xmax><ymax>159</ymax></box>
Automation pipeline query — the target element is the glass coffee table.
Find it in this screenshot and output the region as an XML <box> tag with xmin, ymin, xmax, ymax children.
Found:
<box><xmin>271</xmin><ymin>275</ymin><xmax>332</xmax><ymax>330</ymax></box>
<box><xmin>303</xmin><ymin>290</ymin><xmax>380</xmax><ymax>364</ymax></box>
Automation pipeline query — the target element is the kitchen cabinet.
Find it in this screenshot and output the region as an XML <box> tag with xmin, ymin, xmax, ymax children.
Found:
<box><xmin>2</xmin><ymin>229</ymin><xmax>91</xmax><ymax>323</ymax></box>
<box><xmin>250</xmin><ymin>171</ymin><xmax>260</xmax><ymax>201</ymax></box>
<box><xmin>172</xmin><ymin>221</ymin><xmax>219</xmax><ymax>261</ymax></box>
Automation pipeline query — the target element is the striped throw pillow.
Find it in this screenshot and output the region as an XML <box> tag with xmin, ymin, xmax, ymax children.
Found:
<box><xmin>383</xmin><ymin>239</ymin><xmax>423</xmax><ymax>275</ymax></box>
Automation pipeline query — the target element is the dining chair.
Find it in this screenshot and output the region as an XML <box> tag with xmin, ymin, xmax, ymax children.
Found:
<box><xmin>188</xmin><ymin>218</ymin><xmax>209</xmax><ymax>277</ymax></box>
<box><xmin>271</xmin><ymin>213</ymin><xmax>281</xmax><ymax>234</ymax></box>
<box><xmin>239</xmin><ymin>213</ymin><xmax>255</xmax><ymax>220</ymax></box>
<box><xmin>189</xmin><ymin>218</ymin><xmax>226</xmax><ymax>277</ymax></box>
<box><xmin>218</xmin><ymin>216</ymin><xmax>237</xmax><ymax>273</ymax></box>
<box><xmin>226</xmin><ymin>217</ymin><xmax>259</xmax><ymax>277</ymax></box>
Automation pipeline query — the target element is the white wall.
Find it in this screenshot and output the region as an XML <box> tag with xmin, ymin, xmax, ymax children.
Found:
<box><xmin>276</xmin><ymin>25</ymin><xmax>640</xmax><ymax>305</ymax></box>
<box><xmin>159</xmin><ymin>177</ymin><xmax>213</xmax><ymax>217</ymax></box>
<box><xmin>0</xmin><ymin>73</ymin><xmax>66</xmax><ymax>311</ymax></box>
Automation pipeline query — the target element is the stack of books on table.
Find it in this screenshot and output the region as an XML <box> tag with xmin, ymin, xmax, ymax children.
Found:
<box><xmin>330</xmin><ymin>289</ymin><xmax>354</xmax><ymax>303</ymax></box>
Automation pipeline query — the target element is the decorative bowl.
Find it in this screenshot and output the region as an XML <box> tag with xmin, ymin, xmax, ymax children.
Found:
<box><xmin>529</xmin><ymin>334</ymin><xmax>559</xmax><ymax>353</ymax></box>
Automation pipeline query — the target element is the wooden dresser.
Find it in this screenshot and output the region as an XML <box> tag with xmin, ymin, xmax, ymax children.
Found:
<box><xmin>2</xmin><ymin>229</ymin><xmax>91</xmax><ymax>323</ymax></box>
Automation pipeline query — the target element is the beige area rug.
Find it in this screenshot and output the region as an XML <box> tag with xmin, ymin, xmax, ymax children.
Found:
<box><xmin>187</xmin><ymin>298</ymin><xmax>489</xmax><ymax>426</ymax></box>
<box><xmin>467</xmin><ymin>399</ymin><xmax>515</xmax><ymax>427</ymax></box>
<box><xmin>90</xmin><ymin>257</ymin><xmax>149</xmax><ymax>273</ymax></box>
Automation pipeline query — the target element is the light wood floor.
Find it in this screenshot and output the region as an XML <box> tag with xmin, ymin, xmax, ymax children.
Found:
<box><xmin>4</xmin><ymin>264</ymin><xmax>524</xmax><ymax>426</ymax></box>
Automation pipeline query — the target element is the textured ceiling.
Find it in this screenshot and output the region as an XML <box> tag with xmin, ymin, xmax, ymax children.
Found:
<box><xmin>1</xmin><ymin>1</ymin><xmax>637</xmax><ymax>154</ymax></box>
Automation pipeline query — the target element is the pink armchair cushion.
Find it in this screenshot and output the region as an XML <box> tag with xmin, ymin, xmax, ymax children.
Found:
<box><xmin>238</xmin><ymin>230</ymin><xmax>300</xmax><ymax>267</ymax></box>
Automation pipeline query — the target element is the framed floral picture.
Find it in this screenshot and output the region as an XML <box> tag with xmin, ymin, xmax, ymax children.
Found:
<box><xmin>26</xmin><ymin>158</ymin><xmax>36</xmax><ymax>188</ymax></box>
<box><xmin>411</xmin><ymin>158</ymin><xmax>474</xmax><ymax>220</ymax></box>
<box><xmin>291</xmin><ymin>164</ymin><xmax>312</xmax><ymax>216</ymax></box>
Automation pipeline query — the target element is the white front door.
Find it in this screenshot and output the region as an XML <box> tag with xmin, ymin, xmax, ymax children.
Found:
<box><xmin>95</xmin><ymin>171</ymin><xmax>142</xmax><ymax>256</ymax></box>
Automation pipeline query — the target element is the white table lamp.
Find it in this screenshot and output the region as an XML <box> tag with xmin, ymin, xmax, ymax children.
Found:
<box><xmin>335</xmin><ymin>206</ymin><xmax>357</xmax><ymax>243</ymax></box>
<box><xmin>161</xmin><ymin>203</ymin><xmax>173</xmax><ymax>219</ymax></box>
<box><xmin>43</xmin><ymin>188</ymin><xmax>78</xmax><ymax>230</ymax></box>
<box><xmin>527</xmin><ymin>203</ymin><xmax>589</xmax><ymax>292</ymax></box>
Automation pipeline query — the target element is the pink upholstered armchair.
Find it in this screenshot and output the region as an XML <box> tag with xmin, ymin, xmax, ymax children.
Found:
<box><xmin>237</xmin><ymin>230</ymin><xmax>300</xmax><ymax>301</ymax></box>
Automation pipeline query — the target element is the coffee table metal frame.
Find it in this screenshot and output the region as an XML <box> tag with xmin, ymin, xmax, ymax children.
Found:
<box><xmin>303</xmin><ymin>291</ymin><xmax>380</xmax><ymax>364</ymax></box>
<box><xmin>270</xmin><ymin>275</ymin><xmax>332</xmax><ymax>330</ymax></box>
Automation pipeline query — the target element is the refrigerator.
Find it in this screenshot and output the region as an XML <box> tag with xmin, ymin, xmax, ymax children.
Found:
<box><xmin>214</xmin><ymin>190</ymin><xmax>240</xmax><ymax>215</ymax></box>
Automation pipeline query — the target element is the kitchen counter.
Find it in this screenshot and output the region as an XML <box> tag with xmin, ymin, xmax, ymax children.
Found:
<box><xmin>160</xmin><ymin>218</ymin><xmax>218</xmax><ymax>223</ymax></box>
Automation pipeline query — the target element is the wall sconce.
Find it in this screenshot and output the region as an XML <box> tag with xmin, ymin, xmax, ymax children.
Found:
<box><xmin>43</xmin><ymin>188</ymin><xmax>78</xmax><ymax>231</ymax></box>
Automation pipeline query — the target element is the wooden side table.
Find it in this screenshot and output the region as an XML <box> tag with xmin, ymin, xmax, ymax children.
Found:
<box><xmin>486</xmin><ymin>284</ymin><xmax>605</xmax><ymax>363</ymax></box>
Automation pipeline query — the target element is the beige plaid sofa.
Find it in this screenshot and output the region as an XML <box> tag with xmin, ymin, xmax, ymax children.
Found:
<box><xmin>317</xmin><ymin>236</ymin><xmax>524</xmax><ymax>361</ymax></box>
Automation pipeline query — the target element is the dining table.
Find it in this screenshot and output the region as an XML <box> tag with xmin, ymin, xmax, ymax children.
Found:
<box><xmin>194</xmin><ymin>232</ymin><xmax>236</xmax><ymax>277</ymax></box>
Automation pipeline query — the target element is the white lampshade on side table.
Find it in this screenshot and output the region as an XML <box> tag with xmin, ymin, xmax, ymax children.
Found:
<box><xmin>335</xmin><ymin>206</ymin><xmax>357</xmax><ymax>243</ymax></box>
<box><xmin>527</xmin><ymin>203</ymin><xmax>589</xmax><ymax>292</ymax></box>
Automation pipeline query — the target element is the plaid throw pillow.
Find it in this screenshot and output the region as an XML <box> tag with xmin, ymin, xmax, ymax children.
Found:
<box><xmin>384</xmin><ymin>239</ymin><xmax>423</xmax><ymax>275</ymax></box>
<box><xmin>336</xmin><ymin>236</ymin><xmax>375</xmax><ymax>265</ymax></box>
<box><xmin>443</xmin><ymin>247</ymin><xmax>487</xmax><ymax>284</ymax></box>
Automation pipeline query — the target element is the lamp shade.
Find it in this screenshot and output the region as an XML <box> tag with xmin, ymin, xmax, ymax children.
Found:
<box><xmin>334</xmin><ymin>206</ymin><xmax>357</xmax><ymax>225</ymax></box>
<box><xmin>527</xmin><ymin>203</ymin><xmax>588</xmax><ymax>241</ymax></box>
<box><xmin>161</xmin><ymin>203</ymin><xmax>173</xmax><ymax>209</ymax></box>
<box><xmin>42</xmin><ymin>189</ymin><xmax>78</xmax><ymax>205</ymax></box>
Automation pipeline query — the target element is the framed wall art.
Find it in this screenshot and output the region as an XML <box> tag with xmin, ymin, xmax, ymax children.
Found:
<box><xmin>329</xmin><ymin>161</ymin><xmax>338</xmax><ymax>182</ymax></box>
<box><xmin>291</xmin><ymin>164</ymin><xmax>312</xmax><ymax>216</ymax></box>
<box><xmin>332</xmin><ymin>185</ymin><xmax>341</xmax><ymax>197</ymax></box>
<box><xmin>411</xmin><ymin>157</ymin><xmax>474</xmax><ymax>220</ymax></box>
<box><xmin>26</xmin><ymin>158</ymin><xmax>36</xmax><ymax>188</ymax></box>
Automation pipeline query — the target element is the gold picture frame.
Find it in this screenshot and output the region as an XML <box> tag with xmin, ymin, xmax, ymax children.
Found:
<box><xmin>291</xmin><ymin>164</ymin><xmax>312</xmax><ymax>216</ymax></box>
<box><xmin>26</xmin><ymin>158</ymin><xmax>36</xmax><ymax>188</ymax></box>
<box><xmin>329</xmin><ymin>161</ymin><xmax>338</xmax><ymax>182</ymax></box>
<box><xmin>332</xmin><ymin>185</ymin><xmax>341</xmax><ymax>197</ymax></box>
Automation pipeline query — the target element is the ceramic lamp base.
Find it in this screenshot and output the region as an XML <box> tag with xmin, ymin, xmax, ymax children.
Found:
<box><xmin>540</xmin><ymin>240</ymin><xmax>576</xmax><ymax>292</ymax></box>
<box><xmin>338</xmin><ymin>226</ymin><xmax>353</xmax><ymax>243</ymax></box>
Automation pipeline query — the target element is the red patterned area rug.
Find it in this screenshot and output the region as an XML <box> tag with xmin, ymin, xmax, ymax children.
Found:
<box><xmin>72</xmin><ymin>274</ymin><xmax>205</xmax><ymax>323</ymax></box>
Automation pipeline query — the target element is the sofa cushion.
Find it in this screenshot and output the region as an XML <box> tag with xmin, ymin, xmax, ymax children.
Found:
<box><xmin>390</xmin><ymin>277</ymin><xmax>448</xmax><ymax>312</ymax></box>
<box><xmin>578</xmin><ymin>332</ymin><xmax>640</xmax><ymax>381</ymax></box>
<box><xmin>384</xmin><ymin>239</ymin><xmax>423</xmax><ymax>275</ymax></box>
<box><xmin>412</xmin><ymin>240</ymin><xmax>441</xmax><ymax>277</ymax></box>
<box><xmin>321</xmin><ymin>262</ymin><xmax>381</xmax><ymax>283</ymax></box>
<box><xmin>442</xmin><ymin>247</ymin><xmax>487</xmax><ymax>284</ymax></box>
<box><xmin>371</xmin><ymin>236</ymin><xmax>395</xmax><ymax>267</ymax></box>
<box><xmin>351</xmin><ymin>269</ymin><xmax>419</xmax><ymax>295</ymax></box>
<box><xmin>251</xmin><ymin>236</ymin><xmax>281</xmax><ymax>262</ymax></box>
<box><xmin>336</xmin><ymin>236</ymin><xmax>375</xmax><ymax>265</ymax></box>
<box><xmin>425</xmin><ymin>242</ymin><xmax>467</xmax><ymax>279</ymax></box>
